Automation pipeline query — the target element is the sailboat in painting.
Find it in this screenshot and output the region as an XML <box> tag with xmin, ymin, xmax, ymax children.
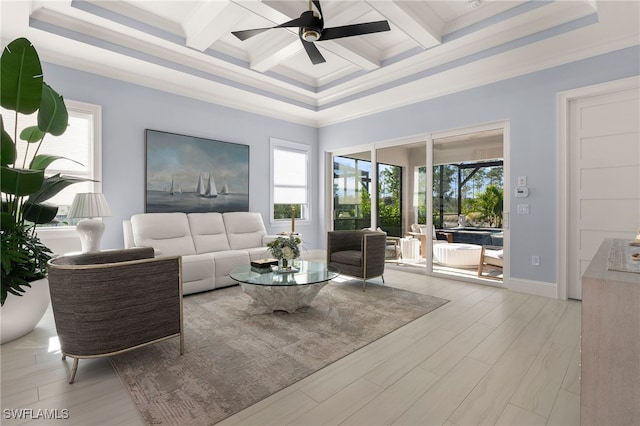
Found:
<box><xmin>221</xmin><ymin>181</ymin><xmax>229</xmax><ymax>195</ymax></box>
<box><xmin>196</xmin><ymin>173</ymin><xmax>205</xmax><ymax>196</ymax></box>
<box><xmin>169</xmin><ymin>176</ymin><xmax>175</xmax><ymax>195</ymax></box>
<box><xmin>197</xmin><ymin>172</ymin><xmax>218</xmax><ymax>198</ymax></box>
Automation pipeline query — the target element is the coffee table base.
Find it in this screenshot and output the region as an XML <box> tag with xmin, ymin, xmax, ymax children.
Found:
<box><xmin>240</xmin><ymin>281</ymin><xmax>329</xmax><ymax>314</ymax></box>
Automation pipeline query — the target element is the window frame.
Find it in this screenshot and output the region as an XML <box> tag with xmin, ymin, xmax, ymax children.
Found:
<box><xmin>270</xmin><ymin>138</ymin><xmax>311</xmax><ymax>227</ymax></box>
<box><xmin>33</xmin><ymin>100</ymin><xmax>103</xmax><ymax>234</ymax></box>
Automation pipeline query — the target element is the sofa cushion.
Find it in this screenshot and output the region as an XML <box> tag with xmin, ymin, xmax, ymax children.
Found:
<box><xmin>188</xmin><ymin>213</ymin><xmax>231</xmax><ymax>254</ymax></box>
<box><xmin>211</xmin><ymin>250</ymin><xmax>251</xmax><ymax>288</ymax></box>
<box><xmin>223</xmin><ymin>212</ymin><xmax>267</xmax><ymax>250</ymax></box>
<box><xmin>131</xmin><ymin>213</ymin><xmax>196</xmax><ymax>257</ymax></box>
<box><xmin>331</xmin><ymin>250</ymin><xmax>362</xmax><ymax>267</ymax></box>
<box><xmin>181</xmin><ymin>253</ymin><xmax>215</xmax><ymax>294</ymax></box>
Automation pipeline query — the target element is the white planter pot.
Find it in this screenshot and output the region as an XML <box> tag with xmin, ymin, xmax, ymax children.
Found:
<box><xmin>1</xmin><ymin>278</ymin><xmax>50</xmax><ymax>344</ymax></box>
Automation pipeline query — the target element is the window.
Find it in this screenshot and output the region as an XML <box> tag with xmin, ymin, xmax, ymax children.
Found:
<box><xmin>1</xmin><ymin>100</ymin><xmax>102</xmax><ymax>227</ymax></box>
<box><xmin>271</xmin><ymin>139</ymin><xmax>310</xmax><ymax>225</ymax></box>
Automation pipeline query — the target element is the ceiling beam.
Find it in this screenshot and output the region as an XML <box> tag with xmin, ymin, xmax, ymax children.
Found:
<box><xmin>84</xmin><ymin>0</ymin><xmax>183</xmax><ymax>35</ymax></box>
<box><xmin>320</xmin><ymin>39</ymin><xmax>380</xmax><ymax>71</ymax></box>
<box><xmin>249</xmin><ymin>31</ymin><xmax>302</xmax><ymax>72</ymax></box>
<box><xmin>317</xmin><ymin>2</ymin><xmax>384</xmax><ymax>70</ymax></box>
<box><xmin>184</xmin><ymin>1</ymin><xmax>246</xmax><ymax>52</ymax></box>
<box><xmin>231</xmin><ymin>0</ymin><xmax>294</xmax><ymax>24</ymax></box>
<box><xmin>365</xmin><ymin>0</ymin><xmax>443</xmax><ymax>49</ymax></box>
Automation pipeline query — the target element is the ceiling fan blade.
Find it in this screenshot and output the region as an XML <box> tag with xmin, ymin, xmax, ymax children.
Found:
<box><xmin>301</xmin><ymin>40</ymin><xmax>326</xmax><ymax>65</ymax></box>
<box><xmin>232</xmin><ymin>14</ymin><xmax>317</xmax><ymax>41</ymax></box>
<box><xmin>312</xmin><ymin>1</ymin><xmax>323</xmax><ymax>21</ymax></box>
<box><xmin>276</xmin><ymin>13</ymin><xmax>316</xmax><ymax>29</ymax></box>
<box><xmin>321</xmin><ymin>20</ymin><xmax>390</xmax><ymax>41</ymax></box>
<box><xmin>231</xmin><ymin>28</ymin><xmax>272</xmax><ymax>41</ymax></box>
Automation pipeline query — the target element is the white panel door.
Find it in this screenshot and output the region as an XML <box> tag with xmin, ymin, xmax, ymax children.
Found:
<box><xmin>568</xmin><ymin>87</ymin><xmax>640</xmax><ymax>299</ymax></box>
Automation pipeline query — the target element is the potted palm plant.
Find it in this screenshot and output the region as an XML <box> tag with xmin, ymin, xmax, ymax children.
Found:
<box><xmin>1</xmin><ymin>37</ymin><xmax>88</xmax><ymax>344</ymax></box>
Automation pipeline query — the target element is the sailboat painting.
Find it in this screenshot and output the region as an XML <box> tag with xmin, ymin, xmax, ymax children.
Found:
<box><xmin>145</xmin><ymin>129</ymin><xmax>249</xmax><ymax>213</ymax></box>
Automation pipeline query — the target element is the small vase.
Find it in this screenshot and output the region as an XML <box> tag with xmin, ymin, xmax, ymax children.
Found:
<box><xmin>279</xmin><ymin>258</ymin><xmax>290</xmax><ymax>270</ymax></box>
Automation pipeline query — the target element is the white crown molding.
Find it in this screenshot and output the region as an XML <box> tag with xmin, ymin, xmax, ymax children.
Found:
<box><xmin>316</xmin><ymin>0</ymin><xmax>598</xmax><ymax>106</ymax></box>
<box><xmin>2</xmin><ymin>1</ymin><xmax>637</xmax><ymax>128</ymax></box>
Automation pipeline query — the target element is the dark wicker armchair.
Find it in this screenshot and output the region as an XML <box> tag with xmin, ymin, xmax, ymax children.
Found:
<box><xmin>327</xmin><ymin>230</ymin><xmax>387</xmax><ymax>291</ymax></box>
<box><xmin>47</xmin><ymin>247</ymin><xmax>184</xmax><ymax>383</ymax></box>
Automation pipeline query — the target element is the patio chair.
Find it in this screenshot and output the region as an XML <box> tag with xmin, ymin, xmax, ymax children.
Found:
<box><xmin>477</xmin><ymin>245</ymin><xmax>504</xmax><ymax>279</ymax></box>
<box><xmin>407</xmin><ymin>224</ymin><xmax>450</xmax><ymax>258</ymax></box>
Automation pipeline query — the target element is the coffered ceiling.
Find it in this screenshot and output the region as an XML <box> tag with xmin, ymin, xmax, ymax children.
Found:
<box><xmin>1</xmin><ymin>1</ymin><xmax>638</xmax><ymax>126</ymax></box>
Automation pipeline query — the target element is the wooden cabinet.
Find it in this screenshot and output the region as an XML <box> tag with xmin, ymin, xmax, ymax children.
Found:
<box><xmin>581</xmin><ymin>239</ymin><xmax>640</xmax><ymax>425</ymax></box>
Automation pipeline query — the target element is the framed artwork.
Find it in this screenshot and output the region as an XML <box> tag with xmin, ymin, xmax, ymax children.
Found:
<box><xmin>145</xmin><ymin>129</ymin><xmax>249</xmax><ymax>213</ymax></box>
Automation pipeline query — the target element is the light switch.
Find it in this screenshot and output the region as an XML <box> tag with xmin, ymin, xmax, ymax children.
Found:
<box><xmin>518</xmin><ymin>176</ymin><xmax>527</xmax><ymax>187</ymax></box>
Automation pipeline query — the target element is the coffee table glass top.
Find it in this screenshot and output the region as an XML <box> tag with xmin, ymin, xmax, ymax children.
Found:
<box><xmin>230</xmin><ymin>261</ymin><xmax>339</xmax><ymax>286</ymax></box>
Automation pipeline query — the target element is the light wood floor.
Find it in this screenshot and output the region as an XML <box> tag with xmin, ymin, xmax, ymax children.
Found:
<box><xmin>1</xmin><ymin>268</ymin><xmax>581</xmax><ymax>425</ymax></box>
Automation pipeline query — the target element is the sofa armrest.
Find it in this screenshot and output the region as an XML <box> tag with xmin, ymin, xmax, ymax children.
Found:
<box><xmin>262</xmin><ymin>234</ymin><xmax>279</xmax><ymax>246</ymax></box>
<box><xmin>123</xmin><ymin>220</ymin><xmax>135</xmax><ymax>248</ymax></box>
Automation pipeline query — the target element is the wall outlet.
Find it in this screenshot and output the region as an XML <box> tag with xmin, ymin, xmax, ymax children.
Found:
<box><xmin>517</xmin><ymin>204</ymin><xmax>530</xmax><ymax>214</ymax></box>
<box><xmin>531</xmin><ymin>255</ymin><xmax>540</xmax><ymax>266</ymax></box>
<box><xmin>518</xmin><ymin>176</ymin><xmax>527</xmax><ymax>186</ymax></box>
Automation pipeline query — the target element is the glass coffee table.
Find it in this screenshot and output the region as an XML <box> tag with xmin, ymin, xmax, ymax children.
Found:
<box><xmin>229</xmin><ymin>261</ymin><xmax>340</xmax><ymax>314</ymax></box>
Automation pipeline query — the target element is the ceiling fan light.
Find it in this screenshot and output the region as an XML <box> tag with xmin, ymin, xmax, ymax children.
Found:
<box><xmin>302</xmin><ymin>28</ymin><xmax>320</xmax><ymax>42</ymax></box>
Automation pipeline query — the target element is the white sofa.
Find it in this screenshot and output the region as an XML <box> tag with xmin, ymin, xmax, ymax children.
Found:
<box><xmin>123</xmin><ymin>212</ymin><xmax>275</xmax><ymax>295</ymax></box>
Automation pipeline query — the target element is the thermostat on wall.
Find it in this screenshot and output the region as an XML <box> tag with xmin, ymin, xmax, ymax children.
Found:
<box><xmin>515</xmin><ymin>187</ymin><xmax>529</xmax><ymax>198</ymax></box>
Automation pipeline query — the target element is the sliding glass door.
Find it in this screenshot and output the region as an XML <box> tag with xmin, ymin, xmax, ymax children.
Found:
<box><xmin>377</xmin><ymin>163</ymin><xmax>402</xmax><ymax>237</ymax></box>
<box><xmin>333</xmin><ymin>155</ymin><xmax>372</xmax><ymax>231</ymax></box>
<box><xmin>431</xmin><ymin>128</ymin><xmax>505</xmax><ymax>282</ymax></box>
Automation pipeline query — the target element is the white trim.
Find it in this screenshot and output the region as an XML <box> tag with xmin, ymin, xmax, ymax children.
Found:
<box><xmin>429</xmin><ymin>120</ymin><xmax>509</xmax><ymax>141</ymax></box>
<box><xmin>556</xmin><ymin>75</ymin><xmax>640</xmax><ymax>300</ymax></box>
<box><xmin>67</xmin><ymin>100</ymin><xmax>104</xmax><ymax>194</ymax></box>
<box><xmin>428</xmin><ymin>120</ymin><xmax>510</xmax><ymax>287</ymax></box>
<box><xmin>269</xmin><ymin>138</ymin><xmax>312</xmax><ymax>227</ymax></box>
<box><xmin>506</xmin><ymin>277</ymin><xmax>557</xmax><ymax>299</ymax></box>
<box><xmin>426</xmin><ymin>133</ymin><xmax>434</xmax><ymax>276</ymax></box>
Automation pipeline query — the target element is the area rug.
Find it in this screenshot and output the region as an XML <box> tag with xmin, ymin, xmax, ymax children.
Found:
<box><xmin>110</xmin><ymin>280</ymin><xmax>449</xmax><ymax>425</ymax></box>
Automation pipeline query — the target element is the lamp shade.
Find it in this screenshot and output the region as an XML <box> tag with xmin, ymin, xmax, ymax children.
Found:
<box><xmin>67</xmin><ymin>193</ymin><xmax>112</xmax><ymax>219</ymax></box>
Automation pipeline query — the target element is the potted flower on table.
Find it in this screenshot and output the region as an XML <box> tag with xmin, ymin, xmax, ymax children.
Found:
<box><xmin>267</xmin><ymin>234</ymin><xmax>301</xmax><ymax>271</ymax></box>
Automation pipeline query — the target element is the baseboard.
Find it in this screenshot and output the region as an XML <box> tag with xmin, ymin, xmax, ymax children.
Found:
<box><xmin>506</xmin><ymin>277</ymin><xmax>558</xmax><ymax>299</ymax></box>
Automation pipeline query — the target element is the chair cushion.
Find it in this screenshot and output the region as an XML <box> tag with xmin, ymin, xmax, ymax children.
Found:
<box><xmin>484</xmin><ymin>249</ymin><xmax>504</xmax><ymax>266</ymax></box>
<box><xmin>188</xmin><ymin>213</ymin><xmax>231</xmax><ymax>254</ymax></box>
<box><xmin>331</xmin><ymin>250</ymin><xmax>362</xmax><ymax>267</ymax></box>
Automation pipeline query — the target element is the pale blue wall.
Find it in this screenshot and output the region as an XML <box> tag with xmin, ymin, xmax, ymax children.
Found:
<box><xmin>42</xmin><ymin>45</ymin><xmax>639</xmax><ymax>284</ymax></box>
<box><xmin>42</xmin><ymin>63</ymin><xmax>319</xmax><ymax>250</ymax></box>
<box><xmin>318</xmin><ymin>46</ymin><xmax>640</xmax><ymax>284</ymax></box>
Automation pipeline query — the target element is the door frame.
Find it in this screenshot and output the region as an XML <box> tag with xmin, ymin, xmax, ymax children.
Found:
<box><xmin>427</xmin><ymin>120</ymin><xmax>510</xmax><ymax>286</ymax></box>
<box><xmin>326</xmin><ymin>120</ymin><xmax>510</xmax><ymax>287</ymax></box>
<box><xmin>556</xmin><ymin>75</ymin><xmax>640</xmax><ymax>300</ymax></box>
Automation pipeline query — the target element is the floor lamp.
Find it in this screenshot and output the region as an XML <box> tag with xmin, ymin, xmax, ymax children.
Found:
<box><xmin>67</xmin><ymin>193</ymin><xmax>112</xmax><ymax>253</ymax></box>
